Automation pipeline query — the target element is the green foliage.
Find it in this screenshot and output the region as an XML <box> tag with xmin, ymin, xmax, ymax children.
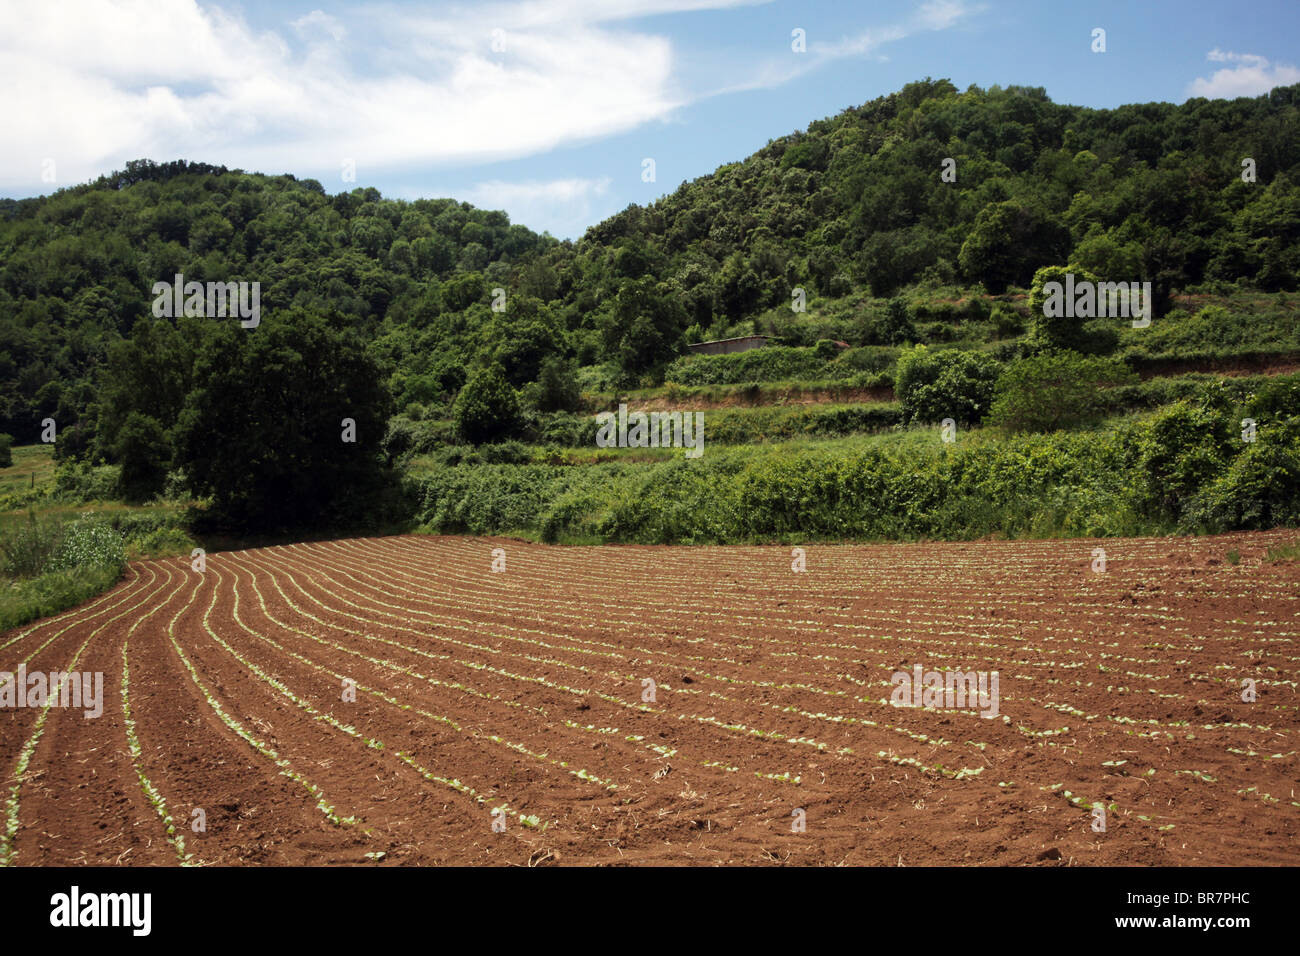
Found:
<box><xmin>52</xmin><ymin>461</ymin><xmax>121</xmax><ymax>502</ymax></box>
<box><xmin>1186</xmin><ymin>417</ymin><xmax>1300</xmax><ymax>530</ymax></box>
<box><xmin>989</xmin><ymin>303</ymin><xmax>1023</xmax><ymax>338</ymax></box>
<box><xmin>2</xmin><ymin>82</ymin><xmax>1300</xmax><ymax>544</ymax></box>
<box><xmin>1027</xmin><ymin>265</ymin><xmax>1102</xmax><ymax>351</ymax></box>
<box><xmin>862</xmin><ymin>298</ymin><xmax>917</xmax><ymax>345</ymax></box>
<box><xmin>115</xmin><ymin>412</ymin><xmax>171</xmax><ymax>503</ymax></box>
<box><xmin>0</xmin><ymin>564</ymin><xmax>124</xmax><ymax>633</ymax></box>
<box><xmin>174</xmin><ymin>310</ymin><xmax>396</xmax><ymax>532</ymax></box>
<box><xmin>0</xmin><ymin>512</ymin><xmax>63</xmax><ymax>577</ymax></box>
<box><xmin>1249</xmin><ymin>374</ymin><xmax>1300</xmax><ymax>421</ymax></box>
<box><xmin>894</xmin><ymin>345</ymin><xmax>1001</xmax><ymax>425</ymax></box>
<box><xmin>959</xmin><ymin>202</ymin><xmax>1070</xmax><ymax>293</ymax></box>
<box><xmin>0</xmin><ymin>507</ymin><xmax>184</xmax><ymax>630</ymax></box>
<box><xmin>535</xmin><ymin>355</ymin><xmax>583</xmax><ymax>413</ymax></box>
<box><xmin>47</xmin><ymin>518</ymin><xmax>127</xmax><ymax>573</ymax></box>
<box><xmin>407</xmin><ymin>392</ymin><xmax>1299</xmax><ymax>544</ymax></box>
<box><xmin>990</xmin><ymin>351</ymin><xmax>1138</xmax><ymax>432</ymax></box>
<box><xmin>0</xmin><ymin>434</ymin><xmax>12</xmax><ymax>468</ymax></box>
<box><xmin>452</xmin><ymin>364</ymin><xmax>522</xmax><ymax>444</ymax></box>
<box><xmin>1135</xmin><ymin>389</ymin><xmax>1238</xmax><ymax>520</ymax></box>
<box><xmin>664</xmin><ymin>345</ymin><xmax>895</xmax><ymax>386</ymax></box>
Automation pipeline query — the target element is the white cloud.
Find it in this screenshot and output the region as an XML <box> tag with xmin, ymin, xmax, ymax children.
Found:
<box><xmin>293</xmin><ymin>10</ymin><xmax>347</xmax><ymax>42</ymax></box>
<box><xmin>0</xmin><ymin>0</ymin><xmax>761</xmax><ymax>192</ymax></box>
<box><xmin>703</xmin><ymin>0</ymin><xmax>979</xmax><ymax>98</ymax></box>
<box><xmin>1187</xmin><ymin>49</ymin><xmax>1300</xmax><ymax>99</ymax></box>
<box><xmin>0</xmin><ymin>0</ymin><xmax>976</xmax><ymax>195</ymax></box>
<box><xmin>454</xmin><ymin>176</ymin><xmax>613</xmax><ymax>237</ymax></box>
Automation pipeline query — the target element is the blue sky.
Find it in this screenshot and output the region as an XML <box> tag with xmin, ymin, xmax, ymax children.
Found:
<box><xmin>3</xmin><ymin>0</ymin><xmax>1298</xmax><ymax>238</ymax></box>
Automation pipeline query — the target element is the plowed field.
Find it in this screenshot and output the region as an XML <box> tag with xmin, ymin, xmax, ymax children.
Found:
<box><xmin>2</xmin><ymin>532</ymin><xmax>1297</xmax><ymax>866</ymax></box>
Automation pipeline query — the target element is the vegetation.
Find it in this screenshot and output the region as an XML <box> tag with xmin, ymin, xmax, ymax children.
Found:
<box><xmin>990</xmin><ymin>352</ymin><xmax>1138</xmax><ymax>432</ymax></box>
<box><xmin>0</xmin><ymin>79</ymin><xmax>1297</xmax><ymax>550</ymax></box>
<box><xmin>894</xmin><ymin>345</ymin><xmax>1001</xmax><ymax>425</ymax></box>
<box><xmin>408</xmin><ymin>399</ymin><xmax>1297</xmax><ymax>544</ymax></box>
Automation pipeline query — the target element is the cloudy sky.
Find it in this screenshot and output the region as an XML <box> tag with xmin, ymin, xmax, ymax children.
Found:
<box><xmin>3</xmin><ymin>0</ymin><xmax>1298</xmax><ymax>238</ymax></box>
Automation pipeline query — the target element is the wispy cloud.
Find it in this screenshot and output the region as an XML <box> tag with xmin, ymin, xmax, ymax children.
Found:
<box><xmin>454</xmin><ymin>176</ymin><xmax>613</xmax><ymax>237</ymax></box>
<box><xmin>0</xmin><ymin>0</ymin><xmax>977</xmax><ymax>195</ymax></box>
<box><xmin>1186</xmin><ymin>48</ymin><xmax>1300</xmax><ymax>99</ymax></box>
<box><xmin>701</xmin><ymin>0</ymin><xmax>980</xmax><ymax>99</ymax></box>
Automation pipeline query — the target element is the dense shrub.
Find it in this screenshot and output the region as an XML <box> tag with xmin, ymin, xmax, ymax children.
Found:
<box><xmin>0</xmin><ymin>434</ymin><xmax>12</xmax><ymax>468</ymax></box>
<box><xmin>1187</xmin><ymin>417</ymin><xmax>1300</xmax><ymax>530</ymax></box>
<box><xmin>860</xmin><ymin>298</ymin><xmax>917</xmax><ymax>345</ymax></box>
<box><xmin>536</xmin><ymin>355</ymin><xmax>583</xmax><ymax>412</ymax></box>
<box><xmin>1135</xmin><ymin>388</ymin><xmax>1238</xmax><ymax>520</ymax></box>
<box><xmin>53</xmin><ymin>462</ymin><xmax>121</xmax><ymax>502</ymax></box>
<box><xmin>1027</xmin><ymin>265</ymin><xmax>1101</xmax><ymax>352</ymax></box>
<box><xmin>452</xmin><ymin>364</ymin><xmax>523</xmax><ymax>444</ymax></box>
<box><xmin>704</xmin><ymin>403</ymin><xmax>902</xmax><ymax>444</ymax></box>
<box><xmin>0</xmin><ymin>512</ymin><xmax>63</xmax><ymax>577</ymax></box>
<box><xmin>408</xmin><ymin>396</ymin><xmax>1300</xmax><ymax>545</ymax></box>
<box><xmin>990</xmin><ymin>351</ymin><xmax>1137</xmax><ymax>432</ymax></box>
<box><xmin>894</xmin><ymin>346</ymin><xmax>1001</xmax><ymax>425</ymax></box>
<box><xmin>1248</xmin><ymin>374</ymin><xmax>1300</xmax><ymax>422</ymax></box>
<box><xmin>47</xmin><ymin>519</ymin><xmax>126</xmax><ymax>573</ymax></box>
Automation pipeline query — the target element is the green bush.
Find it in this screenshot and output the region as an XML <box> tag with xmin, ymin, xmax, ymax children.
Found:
<box><xmin>536</xmin><ymin>355</ymin><xmax>583</xmax><ymax>413</ymax></box>
<box><xmin>453</xmin><ymin>364</ymin><xmax>523</xmax><ymax>444</ymax></box>
<box><xmin>1248</xmin><ymin>374</ymin><xmax>1300</xmax><ymax>422</ymax></box>
<box><xmin>990</xmin><ymin>351</ymin><xmax>1138</xmax><ymax>433</ymax></box>
<box><xmin>1185</xmin><ymin>416</ymin><xmax>1300</xmax><ymax>530</ymax></box>
<box><xmin>894</xmin><ymin>345</ymin><xmax>1001</xmax><ymax>425</ymax></box>
<box><xmin>0</xmin><ymin>512</ymin><xmax>63</xmax><ymax>577</ymax></box>
<box><xmin>53</xmin><ymin>462</ymin><xmax>121</xmax><ymax>503</ymax></box>
<box><xmin>990</xmin><ymin>303</ymin><xmax>1023</xmax><ymax>338</ymax></box>
<box><xmin>406</xmin><ymin>400</ymin><xmax>1300</xmax><ymax>546</ymax></box>
<box><xmin>1136</xmin><ymin>389</ymin><xmax>1238</xmax><ymax>520</ymax></box>
<box><xmin>1027</xmin><ymin>265</ymin><xmax>1101</xmax><ymax>351</ymax></box>
<box><xmin>0</xmin><ymin>564</ymin><xmax>124</xmax><ymax>633</ymax></box>
<box><xmin>862</xmin><ymin>298</ymin><xmax>917</xmax><ymax>345</ymax></box>
<box><xmin>0</xmin><ymin>434</ymin><xmax>12</xmax><ymax>468</ymax></box>
<box><xmin>47</xmin><ymin>519</ymin><xmax>126</xmax><ymax>573</ymax></box>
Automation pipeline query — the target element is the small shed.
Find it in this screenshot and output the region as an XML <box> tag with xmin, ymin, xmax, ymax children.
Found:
<box><xmin>686</xmin><ymin>334</ymin><xmax>769</xmax><ymax>356</ymax></box>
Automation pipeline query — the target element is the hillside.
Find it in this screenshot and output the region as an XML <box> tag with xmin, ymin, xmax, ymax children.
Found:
<box><xmin>0</xmin><ymin>78</ymin><xmax>1298</xmax><ymax>541</ymax></box>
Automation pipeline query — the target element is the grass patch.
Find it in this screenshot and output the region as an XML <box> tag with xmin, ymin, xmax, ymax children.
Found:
<box><xmin>1264</xmin><ymin>541</ymin><xmax>1300</xmax><ymax>563</ymax></box>
<box><xmin>0</xmin><ymin>507</ymin><xmax>197</xmax><ymax>634</ymax></box>
<box><xmin>0</xmin><ymin>563</ymin><xmax>125</xmax><ymax>632</ymax></box>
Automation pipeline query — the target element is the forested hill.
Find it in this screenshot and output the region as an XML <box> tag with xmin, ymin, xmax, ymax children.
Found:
<box><xmin>1</xmin><ymin>78</ymin><xmax>1298</xmax><ymax>462</ymax></box>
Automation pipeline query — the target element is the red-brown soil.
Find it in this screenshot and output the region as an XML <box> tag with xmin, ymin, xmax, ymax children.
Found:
<box><xmin>2</xmin><ymin>531</ymin><xmax>1297</xmax><ymax>866</ymax></box>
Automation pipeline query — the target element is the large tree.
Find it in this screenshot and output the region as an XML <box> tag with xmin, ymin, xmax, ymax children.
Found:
<box><xmin>173</xmin><ymin>309</ymin><xmax>394</xmax><ymax>532</ymax></box>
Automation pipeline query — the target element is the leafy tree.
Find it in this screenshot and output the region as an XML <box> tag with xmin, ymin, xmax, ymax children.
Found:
<box><xmin>173</xmin><ymin>310</ymin><xmax>394</xmax><ymax>532</ymax></box>
<box><xmin>958</xmin><ymin>201</ymin><xmax>1070</xmax><ymax>293</ymax></box>
<box><xmin>536</xmin><ymin>355</ymin><xmax>582</xmax><ymax>413</ymax></box>
<box><xmin>115</xmin><ymin>412</ymin><xmax>170</xmax><ymax>503</ymax></box>
<box><xmin>452</xmin><ymin>364</ymin><xmax>522</xmax><ymax>444</ymax></box>
<box><xmin>1026</xmin><ymin>265</ymin><xmax>1101</xmax><ymax>352</ymax></box>
<box><xmin>605</xmin><ymin>277</ymin><xmax>688</xmax><ymax>378</ymax></box>
<box><xmin>864</xmin><ymin>297</ymin><xmax>918</xmax><ymax>345</ymax></box>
